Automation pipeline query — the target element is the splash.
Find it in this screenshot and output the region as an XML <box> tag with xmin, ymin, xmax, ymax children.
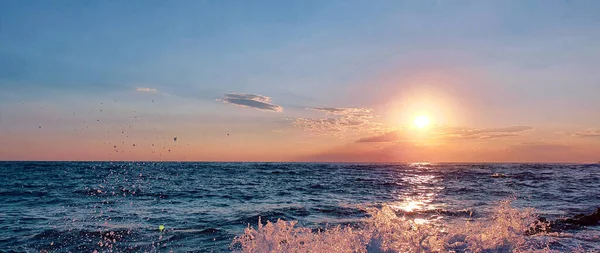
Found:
<box><xmin>231</xmin><ymin>200</ymin><xmax>571</xmax><ymax>253</ymax></box>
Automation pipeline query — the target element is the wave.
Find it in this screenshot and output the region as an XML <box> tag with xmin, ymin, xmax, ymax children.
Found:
<box><xmin>231</xmin><ymin>200</ymin><xmax>591</xmax><ymax>252</ymax></box>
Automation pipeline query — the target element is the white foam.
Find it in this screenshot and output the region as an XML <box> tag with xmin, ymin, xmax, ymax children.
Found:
<box><xmin>231</xmin><ymin>200</ymin><xmax>588</xmax><ymax>252</ymax></box>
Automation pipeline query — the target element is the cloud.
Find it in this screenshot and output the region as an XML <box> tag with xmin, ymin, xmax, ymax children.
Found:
<box><xmin>573</xmin><ymin>129</ymin><xmax>600</xmax><ymax>137</ymax></box>
<box><xmin>293</xmin><ymin>107</ymin><xmax>380</xmax><ymax>135</ymax></box>
<box><xmin>309</xmin><ymin>107</ymin><xmax>372</xmax><ymax>116</ymax></box>
<box><xmin>355</xmin><ymin>125</ymin><xmax>533</xmax><ymax>143</ymax></box>
<box><xmin>518</xmin><ymin>141</ymin><xmax>567</xmax><ymax>147</ymax></box>
<box><xmin>439</xmin><ymin>133</ymin><xmax>481</xmax><ymax>141</ymax></box>
<box><xmin>448</xmin><ymin>126</ymin><xmax>533</xmax><ymax>136</ymax></box>
<box><xmin>356</xmin><ymin>131</ymin><xmax>405</xmax><ymax>142</ymax></box>
<box><xmin>478</xmin><ymin>133</ymin><xmax>519</xmax><ymax>139</ymax></box>
<box><xmin>441</xmin><ymin>126</ymin><xmax>532</xmax><ymax>141</ymax></box>
<box><xmin>217</xmin><ymin>93</ymin><xmax>283</xmax><ymax>112</ymax></box>
<box><xmin>293</xmin><ymin>117</ymin><xmax>344</xmax><ymax>133</ymax></box>
<box><xmin>135</xmin><ymin>87</ymin><xmax>158</xmax><ymax>93</ymax></box>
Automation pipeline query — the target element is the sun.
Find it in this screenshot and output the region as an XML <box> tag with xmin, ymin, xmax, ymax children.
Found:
<box><xmin>414</xmin><ymin>115</ymin><xmax>430</xmax><ymax>128</ymax></box>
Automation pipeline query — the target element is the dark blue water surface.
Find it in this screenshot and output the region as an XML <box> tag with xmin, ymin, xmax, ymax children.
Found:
<box><xmin>1</xmin><ymin>162</ymin><xmax>599</xmax><ymax>252</ymax></box>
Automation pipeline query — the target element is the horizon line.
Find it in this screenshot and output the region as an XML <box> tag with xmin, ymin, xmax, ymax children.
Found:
<box><xmin>0</xmin><ymin>160</ymin><xmax>596</xmax><ymax>165</ymax></box>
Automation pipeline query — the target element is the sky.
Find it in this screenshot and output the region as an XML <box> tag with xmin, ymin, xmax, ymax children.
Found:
<box><xmin>1</xmin><ymin>0</ymin><xmax>600</xmax><ymax>162</ymax></box>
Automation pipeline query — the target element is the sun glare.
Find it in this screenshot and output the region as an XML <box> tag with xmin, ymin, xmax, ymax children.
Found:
<box><xmin>414</xmin><ymin>116</ymin><xmax>430</xmax><ymax>128</ymax></box>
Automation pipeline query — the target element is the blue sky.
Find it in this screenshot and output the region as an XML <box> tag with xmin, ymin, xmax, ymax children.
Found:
<box><xmin>1</xmin><ymin>1</ymin><xmax>600</xmax><ymax>161</ymax></box>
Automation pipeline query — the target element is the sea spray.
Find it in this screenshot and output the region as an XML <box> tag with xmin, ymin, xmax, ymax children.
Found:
<box><xmin>231</xmin><ymin>199</ymin><xmax>549</xmax><ymax>253</ymax></box>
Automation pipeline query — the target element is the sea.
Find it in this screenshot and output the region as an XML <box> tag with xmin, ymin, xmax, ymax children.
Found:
<box><xmin>1</xmin><ymin>162</ymin><xmax>599</xmax><ymax>252</ymax></box>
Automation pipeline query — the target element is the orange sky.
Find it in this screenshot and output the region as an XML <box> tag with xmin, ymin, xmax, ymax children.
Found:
<box><xmin>1</xmin><ymin>92</ymin><xmax>599</xmax><ymax>163</ymax></box>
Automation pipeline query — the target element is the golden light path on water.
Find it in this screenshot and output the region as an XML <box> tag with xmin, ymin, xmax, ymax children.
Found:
<box><xmin>390</xmin><ymin>162</ymin><xmax>445</xmax><ymax>225</ymax></box>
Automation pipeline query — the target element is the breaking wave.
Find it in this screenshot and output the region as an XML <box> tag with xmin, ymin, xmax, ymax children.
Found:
<box><xmin>231</xmin><ymin>200</ymin><xmax>591</xmax><ymax>253</ymax></box>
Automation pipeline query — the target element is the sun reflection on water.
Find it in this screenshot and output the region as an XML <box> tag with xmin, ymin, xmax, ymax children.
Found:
<box><xmin>395</xmin><ymin>199</ymin><xmax>423</xmax><ymax>213</ymax></box>
<box><xmin>390</xmin><ymin>166</ymin><xmax>445</xmax><ymax>225</ymax></box>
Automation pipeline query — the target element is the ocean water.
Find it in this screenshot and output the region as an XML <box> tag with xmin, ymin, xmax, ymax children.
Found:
<box><xmin>1</xmin><ymin>162</ymin><xmax>599</xmax><ymax>252</ymax></box>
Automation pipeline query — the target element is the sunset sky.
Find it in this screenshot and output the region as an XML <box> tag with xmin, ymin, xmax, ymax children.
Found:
<box><xmin>1</xmin><ymin>1</ymin><xmax>600</xmax><ymax>162</ymax></box>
